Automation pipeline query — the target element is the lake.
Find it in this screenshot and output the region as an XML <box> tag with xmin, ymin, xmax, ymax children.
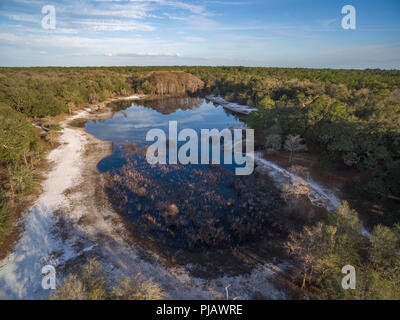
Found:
<box><xmin>84</xmin><ymin>96</ymin><xmax>283</xmax><ymax>254</ymax></box>
<box><xmin>85</xmin><ymin>97</ymin><xmax>245</xmax><ymax>173</ymax></box>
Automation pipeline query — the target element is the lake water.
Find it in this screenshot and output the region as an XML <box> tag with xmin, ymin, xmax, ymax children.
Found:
<box><xmin>84</xmin><ymin>97</ymin><xmax>282</xmax><ymax>252</ymax></box>
<box><xmin>85</xmin><ymin>97</ymin><xmax>245</xmax><ymax>172</ymax></box>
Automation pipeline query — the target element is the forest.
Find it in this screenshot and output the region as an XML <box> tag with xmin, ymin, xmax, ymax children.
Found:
<box><xmin>0</xmin><ymin>66</ymin><xmax>399</xmax><ymax>299</ymax></box>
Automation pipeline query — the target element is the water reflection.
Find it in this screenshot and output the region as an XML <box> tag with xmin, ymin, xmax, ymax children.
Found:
<box><xmin>85</xmin><ymin>97</ymin><xmax>243</xmax><ymax>170</ymax></box>
<box><xmin>140</xmin><ymin>96</ymin><xmax>203</xmax><ymax>114</ymax></box>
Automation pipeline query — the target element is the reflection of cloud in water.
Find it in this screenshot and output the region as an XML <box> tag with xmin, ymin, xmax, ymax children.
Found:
<box><xmin>110</xmin><ymin>114</ymin><xmax>205</xmax><ymax>130</ymax></box>
<box><xmin>116</xmin><ymin>108</ymin><xmax>158</xmax><ymax>124</ymax></box>
<box><xmin>86</xmin><ymin>97</ymin><xmax>242</xmax><ymax>145</ymax></box>
<box><xmin>125</xmin><ymin>122</ymin><xmax>168</xmax><ymax>129</ymax></box>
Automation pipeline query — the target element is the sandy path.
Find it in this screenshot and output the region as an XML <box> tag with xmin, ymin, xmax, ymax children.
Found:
<box><xmin>206</xmin><ymin>95</ymin><xmax>257</xmax><ymax>115</ymax></box>
<box><xmin>0</xmin><ymin>113</ymin><xmax>87</xmax><ymax>299</ymax></box>
<box><xmin>0</xmin><ymin>103</ymin><xmax>287</xmax><ymax>300</ymax></box>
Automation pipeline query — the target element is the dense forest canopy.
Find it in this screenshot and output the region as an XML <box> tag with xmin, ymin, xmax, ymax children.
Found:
<box><xmin>132</xmin><ymin>71</ymin><xmax>204</xmax><ymax>96</ymax></box>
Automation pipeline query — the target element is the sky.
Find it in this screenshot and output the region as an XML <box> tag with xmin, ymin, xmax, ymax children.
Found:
<box><xmin>0</xmin><ymin>0</ymin><xmax>399</xmax><ymax>68</ymax></box>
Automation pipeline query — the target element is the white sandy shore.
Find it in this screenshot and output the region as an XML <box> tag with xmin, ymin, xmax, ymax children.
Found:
<box><xmin>0</xmin><ymin>98</ymin><xmax>287</xmax><ymax>300</ymax></box>
<box><xmin>0</xmin><ymin>110</ymin><xmax>89</xmax><ymax>299</ymax></box>
<box><xmin>206</xmin><ymin>95</ymin><xmax>257</xmax><ymax>115</ymax></box>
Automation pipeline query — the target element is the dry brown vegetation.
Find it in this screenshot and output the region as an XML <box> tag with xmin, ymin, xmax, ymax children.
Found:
<box><xmin>105</xmin><ymin>143</ymin><xmax>285</xmax><ymax>252</ymax></box>
<box><xmin>52</xmin><ymin>258</ymin><xmax>165</xmax><ymax>300</ymax></box>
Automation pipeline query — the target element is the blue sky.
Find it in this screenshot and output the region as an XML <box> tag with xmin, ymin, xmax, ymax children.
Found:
<box><xmin>0</xmin><ymin>0</ymin><xmax>399</xmax><ymax>68</ymax></box>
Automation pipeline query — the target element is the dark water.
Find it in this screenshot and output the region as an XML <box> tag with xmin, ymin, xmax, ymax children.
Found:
<box><xmin>84</xmin><ymin>97</ymin><xmax>282</xmax><ymax>254</ymax></box>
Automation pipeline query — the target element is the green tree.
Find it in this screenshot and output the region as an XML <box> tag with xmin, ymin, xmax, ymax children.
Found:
<box><xmin>256</xmin><ymin>95</ymin><xmax>275</xmax><ymax>110</ymax></box>
<box><xmin>0</xmin><ymin>103</ymin><xmax>40</xmax><ymax>164</ymax></box>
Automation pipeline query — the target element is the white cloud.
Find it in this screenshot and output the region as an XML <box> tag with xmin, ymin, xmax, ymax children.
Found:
<box><xmin>93</xmin><ymin>0</ymin><xmax>211</xmax><ymax>16</ymax></box>
<box><xmin>318</xmin><ymin>18</ymin><xmax>338</xmax><ymax>28</ymax></box>
<box><xmin>53</xmin><ymin>28</ymin><xmax>81</xmax><ymax>34</ymax></box>
<box><xmin>0</xmin><ymin>13</ymin><xmax>40</xmax><ymax>23</ymax></box>
<box><xmin>114</xmin><ymin>52</ymin><xmax>182</xmax><ymax>57</ymax></box>
<box><xmin>184</xmin><ymin>36</ymin><xmax>205</xmax><ymax>42</ymax></box>
<box><xmin>80</xmin><ymin>3</ymin><xmax>151</xmax><ymax>19</ymax></box>
<box><xmin>0</xmin><ymin>32</ymin><xmax>180</xmax><ymax>55</ymax></box>
<box><xmin>79</xmin><ymin>20</ymin><xmax>155</xmax><ymax>31</ymax></box>
<box><xmin>165</xmin><ymin>13</ymin><xmax>218</xmax><ymax>30</ymax></box>
<box><xmin>163</xmin><ymin>1</ymin><xmax>208</xmax><ymax>15</ymax></box>
<box><xmin>0</xmin><ymin>33</ymin><xmax>20</xmax><ymax>42</ymax></box>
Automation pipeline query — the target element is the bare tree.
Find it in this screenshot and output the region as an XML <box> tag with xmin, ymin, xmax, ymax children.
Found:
<box><xmin>285</xmin><ymin>226</ymin><xmax>321</xmax><ymax>289</ymax></box>
<box><xmin>284</xmin><ymin>135</ymin><xmax>307</xmax><ymax>163</ymax></box>
<box><xmin>67</xmin><ymin>101</ymin><xmax>75</xmax><ymax>115</ymax></box>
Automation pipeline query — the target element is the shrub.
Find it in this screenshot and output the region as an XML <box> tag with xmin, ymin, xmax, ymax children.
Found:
<box><xmin>5</xmin><ymin>164</ymin><xmax>38</xmax><ymax>198</ymax></box>
<box><xmin>112</xmin><ymin>277</ymin><xmax>165</xmax><ymax>300</ymax></box>
<box><xmin>52</xmin><ymin>259</ymin><xmax>165</xmax><ymax>300</ymax></box>
<box><xmin>264</xmin><ymin>134</ymin><xmax>282</xmax><ymax>153</ymax></box>
<box><xmin>0</xmin><ymin>194</ymin><xmax>13</xmax><ymax>245</ymax></box>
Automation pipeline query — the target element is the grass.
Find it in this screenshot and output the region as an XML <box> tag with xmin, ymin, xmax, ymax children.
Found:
<box><xmin>0</xmin><ymin>151</ymin><xmax>47</xmax><ymax>250</ymax></box>
<box><xmin>0</xmin><ymin>165</ymin><xmax>40</xmax><ymax>248</ymax></box>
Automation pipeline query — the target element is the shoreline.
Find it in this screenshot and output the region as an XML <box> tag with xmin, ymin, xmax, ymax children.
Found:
<box><xmin>0</xmin><ymin>95</ymin><xmax>287</xmax><ymax>300</ymax></box>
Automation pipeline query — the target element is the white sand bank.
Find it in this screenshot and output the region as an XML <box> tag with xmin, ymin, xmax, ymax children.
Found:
<box><xmin>206</xmin><ymin>95</ymin><xmax>257</xmax><ymax>115</ymax></box>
